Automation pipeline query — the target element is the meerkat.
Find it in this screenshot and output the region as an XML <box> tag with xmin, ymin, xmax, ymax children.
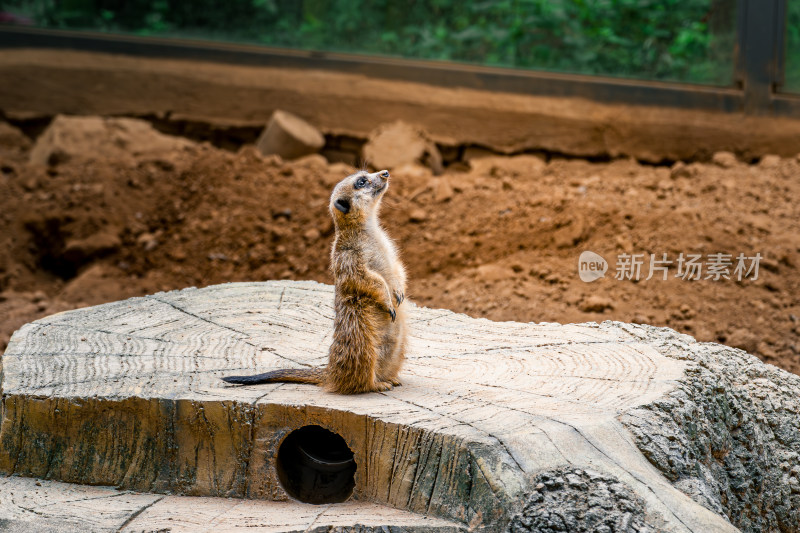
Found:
<box><xmin>222</xmin><ymin>169</ymin><xmax>407</xmax><ymax>394</ymax></box>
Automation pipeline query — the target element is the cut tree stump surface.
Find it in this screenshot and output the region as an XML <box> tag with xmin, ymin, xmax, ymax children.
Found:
<box><xmin>0</xmin><ymin>475</ymin><xmax>461</xmax><ymax>532</ymax></box>
<box><xmin>3</xmin><ymin>280</ymin><xmax>798</xmax><ymax>531</ymax></box>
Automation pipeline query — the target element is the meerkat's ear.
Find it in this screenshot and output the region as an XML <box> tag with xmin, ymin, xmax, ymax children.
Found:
<box><xmin>333</xmin><ymin>198</ymin><xmax>351</xmax><ymax>214</ymax></box>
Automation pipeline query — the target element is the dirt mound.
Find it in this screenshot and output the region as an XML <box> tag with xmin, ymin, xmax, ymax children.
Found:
<box><xmin>29</xmin><ymin>115</ymin><xmax>197</xmax><ymax>166</ymax></box>
<box><xmin>1</xmin><ymin>117</ymin><xmax>799</xmax><ymax>375</ymax></box>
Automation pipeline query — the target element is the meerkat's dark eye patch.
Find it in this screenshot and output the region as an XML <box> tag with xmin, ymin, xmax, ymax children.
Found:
<box><xmin>334</xmin><ymin>198</ymin><xmax>351</xmax><ymax>214</ymax></box>
<box><xmin>354</xmin><ymin>177</ymin><xmax>368</xmax><ymax>189</ymax></box>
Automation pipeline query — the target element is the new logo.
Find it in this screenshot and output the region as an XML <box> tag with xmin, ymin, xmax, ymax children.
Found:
<box><xmin>578</xmin><ymin>251</ymin><xmax>608</xmax><ymax>282</ymax></box>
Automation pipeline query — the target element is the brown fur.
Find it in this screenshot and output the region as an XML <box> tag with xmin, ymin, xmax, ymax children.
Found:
<box><xmin>222</xmin><ymin>170</ymin><xmax>407</xmax><ymax>394</ymax></box>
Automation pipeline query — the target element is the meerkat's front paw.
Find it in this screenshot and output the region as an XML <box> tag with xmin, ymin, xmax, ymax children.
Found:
<box><xmin>379</xmin><ymin>285</ymin><xmax>397</xmax><ymax>320</ymax></box>
<box><xmin>389</xmin><ymin>377</ymin><xmax>402</xmax><ymax>386</ymax></box>
<box><xmin>373</xmin><ymin>380</ymin><xmax>394</xmax><ymax>392</ymax></box>
<box><xmin>377</xmin><ymin>294</ymin><xmax>396</xmax><ymax>321</ymax></box>
<box><xmin>394</xmin><ymin>290</ymin><xmax>404</xmax><ymax>305</ymax></box>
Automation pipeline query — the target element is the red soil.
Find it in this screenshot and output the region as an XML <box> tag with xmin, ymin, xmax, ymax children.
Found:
<box><xmin>1</xmin><ymin>120</ymin><xmax>799</xmax><ymax>375</ymax></box>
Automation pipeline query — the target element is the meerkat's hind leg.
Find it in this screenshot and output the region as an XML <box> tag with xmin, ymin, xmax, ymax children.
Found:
<box><xmin>388</xmin><ymin>322</ymin><xmax>408</xmax><ymax>387</ymax></box>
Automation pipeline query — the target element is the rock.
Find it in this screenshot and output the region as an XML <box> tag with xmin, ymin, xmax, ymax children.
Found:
<box><xmin>63</xmin><ymin>230</ymin><xmax>122</xmax><ymax>263</ymax></box>
<box><xmin>393</xmin><ymin>164</ymin><xmax>434</xmax><ymax>196</ymax></box>
<box><xmin>57</xmin><ymin>263</ymin><xmax>115</xmax><ymax>304</ymax></box>
<box><xmin>579</xmin><ymin>295</ymin><xmax>614</xmax><ymax>313</ymax></box>
<box><xmin>433</xmin><ymin>177</ymin><xmax>454</xmax><ymax>202</ymax></box>
<box><xmin>272</xmin><ymin>209</ymin><xmax>292</xmax><ymax>220</ymax></box>
<box><xmin>408</xmin><ymin>208</ymin><xmax>428</xmax><ymax>223</ymax></box>
<box><xmin>21</xmin><ymin>176</ymin><xmax>38</xmax><ymax>191</ymax></box>
<box><xmin>670</xmin><ymin>161</ymin><xmax>691</xmax><ymax>179</ymax></box>
<box><xmin>711</xmin><ymin>151</ymin><xmax>738</xmax><ymax>168</ymax></box>
<box><xmin>475</xmin><ymin>264</ymin><xmax>515</xmax><ymax>282</ymax></box>
<box><xmin>255</xmin><ymin>110</ymin><xmax>325</xmax><ymax>160</ymax></box>
<box><xmin>169</xmin><ymin>249</ymin><xmax>187</xmax><ymax>262</ymax></box>
<box><xmin>726</xmin><ymin>328</ymin><xmax>759</xmax><ymax>354</ymax></box>
<box><xmin>362</xmin><ymin>121</ymin><xmax>443</xmax><ymax>174</ymax></box>
<box><xmin>324</xmin><ymin>166</ymin><xmax>352</xmax><ymax>188</ymax></box>
<box><xmin>29</xmin><ymin>116</ymin><xmax>196</xmax><ymax>166</ymax></box>
<box><xmin>553</xmin><ymin>215</ymin><xmax>586</xmax><ymax>248</ymax></box>
<box><xmin>657</xmin><ymin>179</ymin><xmax>673</xmax><ymax>192</ymax></box>
<box><xmin>271</xmin><ymin>226</ymin><xmax>291</xmax><ymax>240</ymax></box>
<box><xmin>31</xmin><ymin>291</ymin><xmax>47</xmax><ymax>303</ymax></box>
<box><xmin>759</xmin><ymin>154</ymin><xmax>781</xmax><ymax>168</ymax></box>
<box><xmin>757</xmin><ymin>341</ymin><xmax>778</xmax><ymax>359</ymax></box>
<box><xmin>235</xmin><ymin>144</ymin><xmax>265</xmax><ymax>163</ymax></box>
<box><xmin>678</xmin><ymin>304</ymin><xmax>695</xmax><ymax>319</ymax></box>
<box><xmin>136</xmin><ymin>232</ymin><xmax>159</xmax><ymax>251</ymax></box>
<box><xmin>392</xmin><ymin>163</ymin><xmax>432</xmax><ymax>179</ymax></box>
<box><xmin>288</xmin><ymin>153</ymin><xmax>328</xmax><ymax>170</ymax></box>
<box><xmin>0</xmin><ymin>121</ymin><xmax>31</xmax><ymax>153</ymax></box>
<box><xmin>303</xmin><ymin>228</ymin><xmax>321</xmax><ymax>241</ymax></box>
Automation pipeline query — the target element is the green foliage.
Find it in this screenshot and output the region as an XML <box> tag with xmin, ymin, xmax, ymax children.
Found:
<box><xmin>2</xmin><ymin>0</ymin><xmax>746</xmax><ymax>85</ymax></box>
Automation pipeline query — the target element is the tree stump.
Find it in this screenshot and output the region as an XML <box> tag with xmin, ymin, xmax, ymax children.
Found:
<box><xmin>0</xmin><ymin>475</ymin><xmax>461</xmax><ymax>532</ymax></box>
<box><xmin>2</xmin><ymin>280</ymin><xmax>798</xmax><ymax>532</ymax></box>
<box><xmin>256</xmin><ymin>110</ymin><xmax>325</xmax><ymax>160</ymax></box>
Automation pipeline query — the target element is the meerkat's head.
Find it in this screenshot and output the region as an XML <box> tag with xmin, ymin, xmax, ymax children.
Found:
<box><xmin>329</xmin><ymin>170</ymin><xmax>390</xmax><ymax>224</ymax></box>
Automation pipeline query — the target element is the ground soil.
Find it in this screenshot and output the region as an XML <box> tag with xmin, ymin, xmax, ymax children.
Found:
<box><xmin>4</xmin><ymin>49</ymin><xmax>800</xmax><ymax>164</ymax></box>
<box><xmin>1</xmin><ymin>119</ymin><xmax>799</xmax><ymax>376</ymax></box>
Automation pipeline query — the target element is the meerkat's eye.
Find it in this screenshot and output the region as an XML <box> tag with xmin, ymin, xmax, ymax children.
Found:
<box><xmin>355</xmin><ymin>177</ymin><xmax>368</xmax><ymax>189</ymax></box>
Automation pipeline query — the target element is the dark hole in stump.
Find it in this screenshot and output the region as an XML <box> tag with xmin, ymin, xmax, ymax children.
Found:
<box><xmin>276</xmin><ymin>425</ymin><xmax>356</xmax><ymax>504</ymax></box>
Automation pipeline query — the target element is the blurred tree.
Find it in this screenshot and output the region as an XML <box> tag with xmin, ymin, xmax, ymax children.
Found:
<box><xmin>0</xmin><ymin>0</ymin><xmax>749</xmax><ymax>86</ymax></box>
<box><xmin>786</xmin><ymin>0</ymin><xmax>800</xmax><ymax>93</ymax></box>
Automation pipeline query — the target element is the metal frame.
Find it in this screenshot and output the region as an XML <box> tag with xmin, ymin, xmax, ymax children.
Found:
<box><xmin>735</xmin><ymin>0</ymin><xmax>795</xmax><ymax>114</ymax></box>
<box><xmin>0</xmin><ymin>0</ymin><xmax>798</xmax><ymax>117</ymax></box>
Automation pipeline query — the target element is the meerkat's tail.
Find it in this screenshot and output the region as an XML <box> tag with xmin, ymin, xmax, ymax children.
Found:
<box><xmin>221</xmin><ymin>367</ymin><xmax>325</xmax><ymax>385</ymax></box>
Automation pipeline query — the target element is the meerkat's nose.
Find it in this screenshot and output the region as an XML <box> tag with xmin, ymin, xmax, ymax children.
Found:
<box><xmin>379</xmin><ymin>170</ymin><xmax>390</xmax><ymax>179</ymax></box>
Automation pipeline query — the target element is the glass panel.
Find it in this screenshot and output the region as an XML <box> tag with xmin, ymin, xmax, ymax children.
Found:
<box><xmin>786</xmin><ymin>0</ymin><xmax>800</xmax><ymax>93</ymax></box>
<box><xmin>1</xmin><ymin>0</ymin><xmax>737</xmax><ymax>86</ymax></box>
